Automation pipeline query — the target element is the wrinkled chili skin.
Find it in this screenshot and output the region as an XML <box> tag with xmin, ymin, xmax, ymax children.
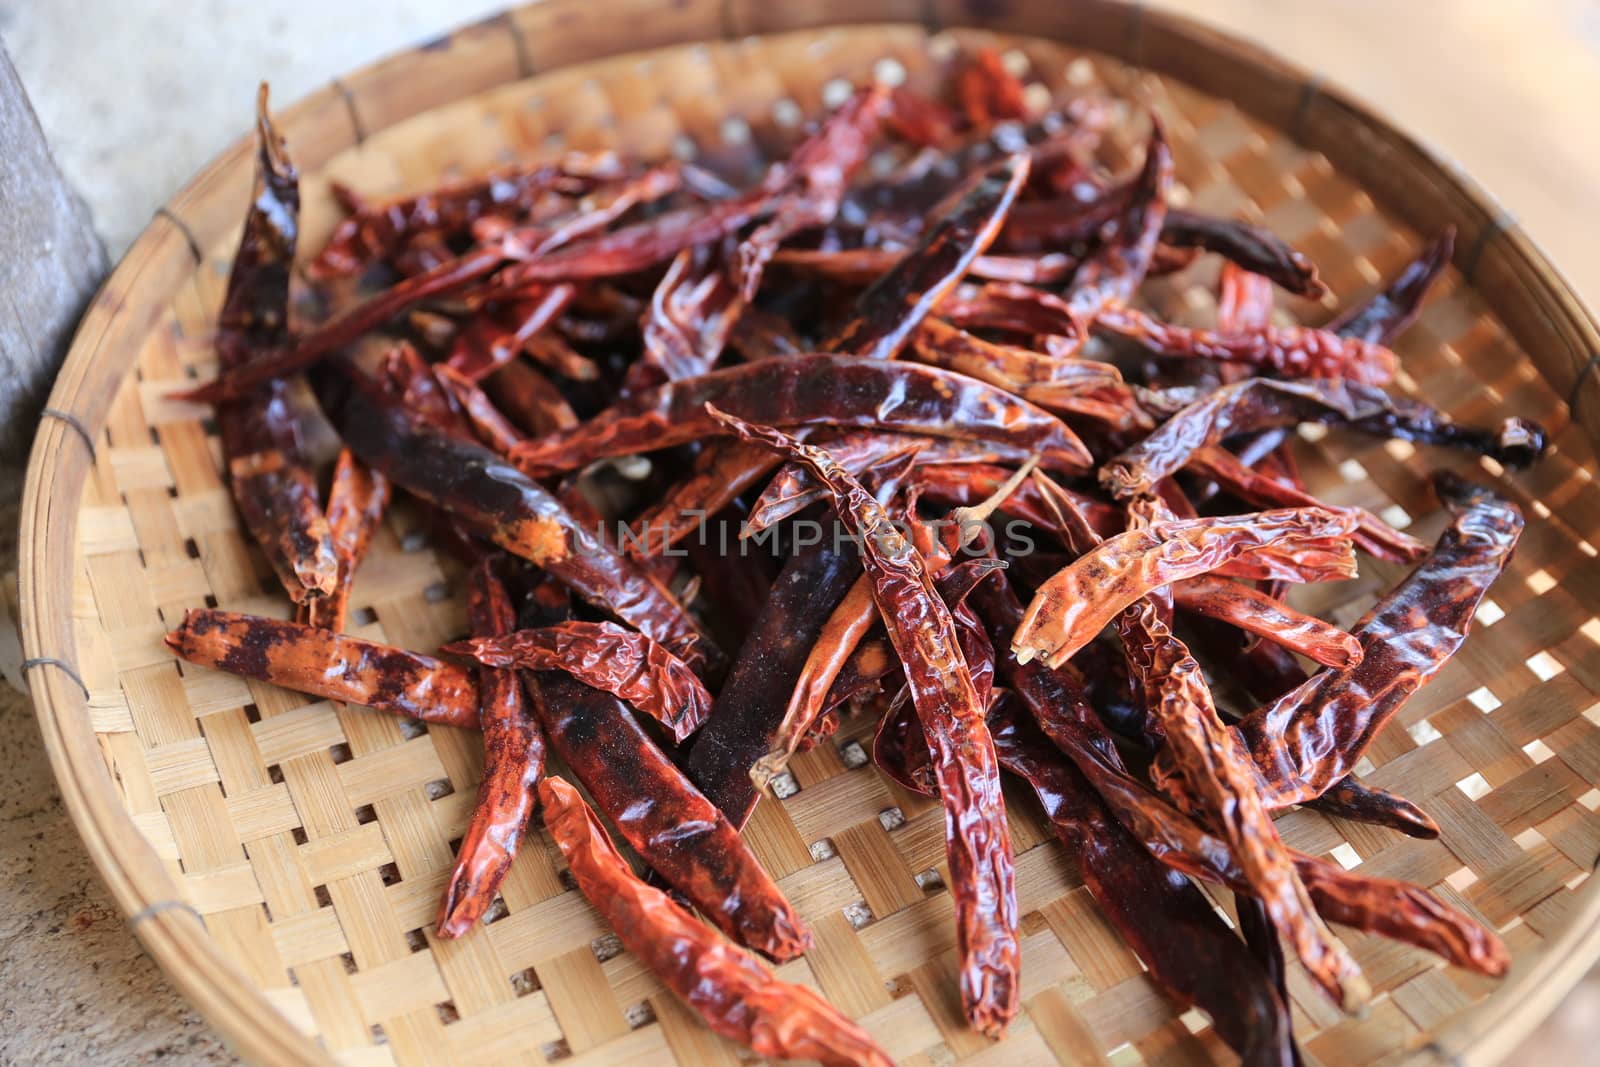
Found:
<box><xmin>1067</xmin><ymin>123</ymin><xmax>1172</xmax><ymax>318</ymax></box>
<box><xmin>1187</xmin><ymin>445</ymin><xmax>1426</xmax><ymax>563</ymax></box>
<box><xmin>1013</xmin><ymin>507</ymin><xmax>1358</xmax><ymax>669</ymax></box>
<box><xmin>872</xmin><ymin>558</ymin><xmax>1007</xmax><ymax>795</ymax></box>
<box><xmin>683</xmin><ymin>541</ymin><xmax>859</xmax><ymax>826</ymax></box>
<box><xmin>736</xmin><ymin>85</ymin><xmax>890</xmax><ymax>297</ymax></box>
<box><xmin>216</xmin><ymin>88</ymin><xmax>338</xmax><ymax>604</ymax></box>
<box><xmin>1172</xmin><ymin>574</ymin><xmax>1363</xmax><ymax>669</ymax></box>
<box><xmin>166</xmin><ymin>609</ymin><xmax>478</xmax><ymax>726</ymax></box>
<box><xmin>1327</xmin><ymin>228</ymin><xmax>1455</xmax><ymax>344</ymax></box>
<box><xmin>716</xmin><ymin>410</ymin><xmax>1020</xmax><ymax>1037</ymax></box>
<box><xmin>1184</xmin><ymin>612</ymin><xmax>1444</xmax><ymax>838</ymax></box>
<box><xmin>436</xmin><ymin>560</ymin><xmax>546</xmax><ymax>939</ymax></box>
<box><xmin>830</xmin><ymin>155</ymin><xmax>1030</xmax><ymax>361</ymax></box>
<box><xmin>447</xmin><ymin>620</ymin><xmax>712</xmax><ymax>743</ymax></box>
<box><xmin>1121</xmin><ymin>595</ymin><xmax>1370</xmax><ymax>1011</ymax></box>
<box><xmin>988</xmin><ymin>698</ymin><xmax>1297</xmax><ymax>1067</ymax></box>
<box><xmin>913</xmin><ymin>316</ymin><xmax>1123</xmax><ymax>392</ymax></box>
<box><xmin>321</xmin><ymin>362</ymin><xmax>714</xmax><ymax>670</ymax></box>
<box><xmin>1095</xmin><ymin>305</ymin><xmax>1398</xmax><ymax>385</ymax></box>
<box><xmin>508</xmin><ymin>355</ymin><xmax>1094</xmax><ymax>478</ymax></box>
<box><xmin>538</xmin><ymin>778</ymin><xmax>892</xmax><ymax>1067</ymax></box>
<box><xmin>1137</xmin><ymin>783</ymin><xmax>1507</xmax><ymax>977</ymax></box>
<box><xmin>1239</xmin><ymin>474</ymin><xmax>1524</xmax><ymax>805</ymax></box>
<box><xmin>1102</xmin><ymin>377</ymin><xmax>1548</xmax><ymax>498</ymax></box>
<box><xmin>1295</xmin><ymin>855</ymin><xmax>1508</xmax><ymax>975</ymax></box>
<box><xmin>530</xmin><ymin>670</ymin><xmax>810</xmax><ymax>960</ymax></box>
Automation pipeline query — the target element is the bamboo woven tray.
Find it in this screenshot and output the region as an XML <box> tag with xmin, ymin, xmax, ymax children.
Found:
<box><xmin>19</xmin><ymin>2</ymin><xmax>1600</xmax><ymax>1064</ymax></box>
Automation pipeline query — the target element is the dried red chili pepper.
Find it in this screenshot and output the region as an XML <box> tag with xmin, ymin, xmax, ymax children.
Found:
<box><xmin>912</xmin><ymin>316</ymin><xmax>1122</xmax><ymax>392</ymax></box>
<box><xmin>1219</xmin><ymin>262</ymin><xmax>1277</xmax><ymax>333</ymax></box>
<box><xmin>186</xmin><ymin>246</ymin><xmax>506</xmax><ymax>404</ymax></box>
<box><xmin>443</xmin><ymin>285</ymin><xmax>576</xmax><ymax>381</ymax></box>
<box><xmin>885</xmin><ymin>84</ymin><xmax>958</xmax><ymax>146</ymax></box>
<box><xmin>1171</xmin><ymin>574</ymin><xmax>1362</xmax><ymax>669</ymax></box>
<box><xmin>1182</xmin><ymin>609</ymin><xmax>1444</xmax><ymax>839</ymax></box>
<box><xmin>830</xmin><ymin>636</ymin><xmax>900</xmax><ymax>710</ymax></box>
<box><xmin>310</xmin><ymin>152</ymin><xmax>623</xmax><ymax>277</ymax></box>
<box><xmin>1101</xmin><ymin>377</ymin><xmax>1547</xmax><ymax>499</ymax></box>
<box><xmin>957</xmin><ymin>47</ymin><xmax>1029</xmax><ymax>127</ymax></box>
<box><xmin>321</xmin><ymin>360</ymin><xmax>715</xmax><ymax>669</ymax></box>
<box><xmin>973</xmin><ymin>530</ymin><xmax>1504</xmax><ymax>980</ymax></box>
<box><xmin>774</xmin><ymin>245</ymin><xmax>1076</xmax><ymax>286</ymax></box>
<box><xmin>1026</xmin><ymin>484</ymin><xmax>1366</xmax><ymax>1007</ymax></box>
<box><xmin>1013</xmin><ymin>505</ymin><xmax>1359</xmax><ymax>668</ymax></box>
<box><xmin>165</xmin><ymin>609</ymin><xmax>478</xmax><ymax>727</ymax></box>
<box><xmin>750</xmin><ymin>573</ymin><xmax>877</xmax><ymax>788</ymax></box>
<box><xmin>1096</xmin><ymin>305</ymin><xmax>1399</xmax><ymax>385</ymax></box>
<box><xmin>489</xmin><ymin>162</ymin><xmax>686</xmax><ymax>264</ymax></box>
<box><xmin>1065</xmin><ymin>123</ymin><xmax>1172</xmax><ymax>320</ymax></box>
<box><xmin>1186</xmin><ymin>445</ymin><xmax>1426</xmax><ymax>563</ymax></box>
<box><xmin>446</xmin><ymin>620</ymin><xmax>711</xmax><ymax>743</ymax></box>
<box><xmin>908</xmin><ymin>461</ymin><xmax>1111</xmax><ymax>538</ymax></box>
<box><xmin>300</xmin><ymin>448</ymin><xmax>391</xmax><ymax>632</ymax></box>
<box><xmin>508</xmin><ymin>355</ymin><xmax>1093</xmax><ymax>478</ymax></box>
<box><xmin>746</xmin><ymin>435</ymin><xmax>1034</xmax><ymax>536</ymax></box>
<box><xmin>827</xmin><ymin>154</ymin><xmax>1031</xmax><ymax>360</ymax></box>
<box><xmin>1108</xmin><ymin>784</ymin><xmax>1507</xmax><ymax>976</ymax></box>
<box><xmin>482</xmin><ymin>358</ymin><xmax>579</xmax><ymax>436</ymax></box>
<box><xmin>729</xmin><ymin>303</ymin><xmax>805</xmax><ymax>360</ymax></box>
<box><xmin>711</xmin><ymin>407</ymin><xmax>1020</xmax><ymax>1036</ymax></box>
<box><xmin>633</xmin><ymin>245</ymin><xmax>742</xmax><ymax>387</ymax></box>
<box><xmin>1326</xmin><ymin>228</ymin><xmax>1455</xmax><ymax>344</ymax></box>
<box><xmin>736</xmin><ymin>85</ymin><xmax>890</xmax><ymax>295</ymax></box>
<box><xmin>1305</xmin><ymin>776</ymin><xmax>1441</xmax><ymax>839</ymax></box>
<box><xmin>1120</xmin><ymin>591</ymin><xmax>1371</xmax><ymax>1010</ymax></box>
<box><xmin>215</xmin><ymin>87</ymin><xmax>338</xmax><ymax>604</ymax></box>
<box><xmin>529</xmin><ymin>669</ymin><xmax>810</xmax><ymax>960</ymax></box>
<box><xmin>1000</xmin><ymin>187</ymin><xmax>1324</xmax><ymax>298</ymax></box>
<box><xmin>1295</xmin><ymin>854</ymin><xmax>1507</xmax><ymax>974</ymax></box>
<box><xmin>626</xmin><ymin>443</ymin><xmax>784</xmax><ymax>557</ymax></box>
<box><xmin>987</xmin><ymin>696</ymin><xmax>1299</xmax><ymax>1067</ymax></box>
<box><xmin>682</xmin><ymin>541</ymin><xmax>861</xmax><ymax>826</ymax></box>
<box><xmin>538</xmin><ymin>777</ymin><xmax>892</xmax><ymax>1066</ymax></box>
<box><xmin>522</xmin><ymin>330</ymin><xmax>601</xmax><ymax>383</ymax></box>
<box><xmin>1161</xmin><ymin>210</ymin><xmax>1325</xmax><ymax>298</ymax></box>
<box><xmin>1238</xmin><ymin>473</ymin><xmax>1524</xmax><ymax>805</ymax></box>
<box><xmin>436</xmin><ymin>559</ymin><xmax>545</xmax><ymax>938</ymax></box>
<box><xmin>433</xmin><ymin>363</ymin><xmax>527</xmax><ymax>454</ymax></box>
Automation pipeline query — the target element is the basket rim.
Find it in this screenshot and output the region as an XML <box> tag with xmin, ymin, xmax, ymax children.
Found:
<box><xmin>19</xmin><ymin>2</ymin><xmax>1600</xmax><ymax>1064</ymax></box>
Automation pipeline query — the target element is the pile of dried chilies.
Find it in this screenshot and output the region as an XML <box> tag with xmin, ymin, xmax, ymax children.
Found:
<box><xmin>166</xmin><ymin>61</ymin><xmax>1545</xmax><ymax>1062</ymax></box>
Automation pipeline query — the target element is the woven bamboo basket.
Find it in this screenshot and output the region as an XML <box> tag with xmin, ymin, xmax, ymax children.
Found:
<box><xmin>19</xmin><ymin>1</ymin><xmax>1600</xmax><ymax>1064</ymax></box>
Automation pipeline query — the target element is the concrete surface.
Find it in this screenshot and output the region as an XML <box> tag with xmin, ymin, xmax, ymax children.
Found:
<box><xmin>2</xmin><ymin>2</ymin><xmax>1599</xmax><ymax>1065</ymax></box>
<box><xmin>0</xmin><ymin>680</ymin><xmax>233</xmax><ymax>1066</ymax></box>
<box><xmin>0</xmin><ymin>0</ymin><xmax>507</xmax><ymax>257</ymax></box>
